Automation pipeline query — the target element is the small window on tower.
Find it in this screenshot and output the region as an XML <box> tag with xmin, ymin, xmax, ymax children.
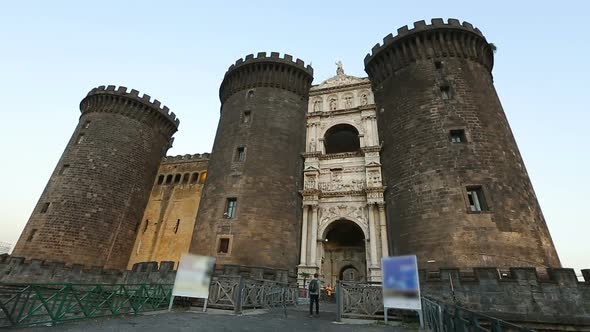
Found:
<box><xmin>27</xmin><ymin>229</ymin><xmax>37</xmax><ymax>242</ymax></box>
<box><xmin>174</xmin><ymin>219</ymin><xmax>180</xmax><ymax>234</ymax></box>
<box><xmin>40</xmin><ymin>202</ymin><xmax>50</xmax><ymax>214</ymax></box>
<box><xmin>466</xmin><ymin>186</ymin><xmax>488</xmax><ymax>212</ymax></box>
<box><xmin>218</xmin><ymin>238</ymin><xmax>230</xmax><ymax>254</ymax></box>
<box><xmin>157</xmin><ymin>175</ymin><xmax>165</xmax><ymax>185</ymax></box>
<box><xmin>76</xmin><ymin>134</ymin><xmax>85</xmax><ymax>144</ymax></box>
<box><xmin>59</xmin><ymin>164</ymin><xmax>70</xmax><ymax>175</ymax></box>
<box><xmin>83</xmin><ymin>121</ymin><xmax>91</xmax><ymax>129</ymax></box>
<box><xmin>165</xmin><ymin>175</ymin><xmax>173</xmax><ymax>184</ymax></box>
<box><xmin>199</xmin><ymin>172</ymin><xmax>207</xmax><ymax>183</ymax></box>
<box><xmin>174</xmin><ymin>174</ymin><xmax>181</xmax><ymax>184</ymax></box>
<box><xmin>440</xmin><ymin>86</ymin><xmax>451</xmax><ymax>100</ymax></box>
<box><xmin>235</xmin><ymin>147</ymin><xmax>246</xmax><ymax>162</ymax></box>
<box><xmin>224</xmin><ymin>198</ymin><xmax>237</xmax><ymax>219</ymax></box>
<box><xmin>450</xmin><ymin>129</ymin><xmax>466</xmax><ymax>143</ymax></box>
<box><xmin>143</xmin><ymin>220</ymin><xmax>149</xmax><ymax>233</ymax></box>
<box><xmin>243</xmin><ymin>111</ymin><xmax>251</xmax><ymax>124</ymax></box>
<box><xmin>434</xmin><ymin>61</ymin><xmax>443</xmax><ymax>69</ymax></box>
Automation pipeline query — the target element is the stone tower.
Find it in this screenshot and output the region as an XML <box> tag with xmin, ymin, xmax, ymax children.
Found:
<box><xmin>12</xmin><ymin>86</ymin><xmax>179</xmax><ymax>269</ymax></box>
<box><xmin>364</xmin><ymin>19</ymin><xmax>560</xmax><ymax>269</ymax></box>
<box><xmin>190</xmin><ymin>53</ymin><xmax>313</xmax><ymax>273</ymax></box>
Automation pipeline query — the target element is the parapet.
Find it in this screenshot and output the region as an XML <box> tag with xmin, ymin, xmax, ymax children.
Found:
<box><xmin>80</xmin><ymin>85</ymin><xmax>179</xmax><ymax>139</ymax></box>
<box><xmin>364</xmin><ymin>19</ymin><xmax>494</xmax><ymax>86</ymax></box>
<box><xmin>421</xmin><ymin>267</ymin><xmax>590</xmax><ymax>285</ymax></box>
<box><xmin>219</xmin><ymin>52</ymin><xmax>314</xmax><ymax>103</ymax></box>
<box><xmin>162</xmin><ymin>153</ymin><xmax>211</xmax><ymax>164</ymax></box>
<box><xmin>0</xmin><ymin>255</ymin><xmax>176</xmax><ymax>285</ymax></box>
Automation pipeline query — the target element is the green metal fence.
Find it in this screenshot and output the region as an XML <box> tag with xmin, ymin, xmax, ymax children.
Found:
<box><xmin>422</xmin><ymin>297</ymin><xmax>535</xmax><ymax>332</ymax></box>
<box><xmin>0</xmin><ymin>283</ymin><xmax>172</xmax><ymax>328</ymax></box>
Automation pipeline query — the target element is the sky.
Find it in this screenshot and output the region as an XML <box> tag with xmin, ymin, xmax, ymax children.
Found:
<box><xmin>0</xmin><ymin>1</ymin><xmax>588</xmax><ymax>273</ymax></box>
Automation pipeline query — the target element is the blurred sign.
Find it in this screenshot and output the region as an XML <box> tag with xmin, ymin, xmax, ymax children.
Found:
<box><xmin>382</xmin><ymin>255</ymin><xmax>421</xmax><ymax>310</ymax></box>
<box><xmin>172</xmin><ymin>254</ymin><xmax>215</xmax><ymax>299</ymax></box>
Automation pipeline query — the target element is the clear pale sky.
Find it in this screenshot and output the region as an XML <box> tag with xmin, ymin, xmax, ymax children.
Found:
<box><xmin>0</xmin><ymin>1</ymin><xmax>588</xmax><ymax>273</ymax></box>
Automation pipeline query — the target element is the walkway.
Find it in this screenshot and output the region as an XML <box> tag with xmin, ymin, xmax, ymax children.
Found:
<box><xmin>18</xmin><ymin>303</ymin><xmax>415</xmax><ymax>331</ymax></box>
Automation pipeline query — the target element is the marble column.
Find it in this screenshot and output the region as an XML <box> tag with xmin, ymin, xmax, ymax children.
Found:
<box><xmin>299</xmin><ymin>205</ymin><xmax>309</xmax><ymax>265</ymax></box>
<box><xmin>367</xmin><ymin>204</ymin><xmax>378</xmax><ymax>267</ymax></box>
<box><xmin>310</xmin><ymin>205</ymin><xmax>318</xmax><ymax>266</ymax></box>
<box><xmin>378</xmin><ymin>203</ymin><xmax>389</xmax><ymax>257</ymax></box>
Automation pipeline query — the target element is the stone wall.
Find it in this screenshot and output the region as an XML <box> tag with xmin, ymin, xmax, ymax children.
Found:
<box><xmin>364</xmin><ymin>19</ymin><xmax>560</xmax><ymax>269</ymax></box>
<box><xmin>421</xmin><ymin>267</ymin><xmax>590</xmax><ymax>326</ymax></box>
<box><xmin>190</xmin><ymin>52</ymin><xmax>313</xmax><ymax>272</ymax></box>
<box><xmin>11</xmin><ymin>86</ymin><xmax>178</xmax><ymax>270</ymax></box>
<box><xmin>127</xmin><ymin>154</ymin><xmax>209</xmax><ymax>269</ymax></box>
<box><xmin>0</xmin><ymin>254</ymin><xmax>176</xmax><ymax>285</ymax></box>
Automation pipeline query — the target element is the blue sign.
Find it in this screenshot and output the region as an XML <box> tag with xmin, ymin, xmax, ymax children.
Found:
<box><xmin>382</xmin><ymin>255</ymin><xmax>421</xmax><ymax>310</ymax></box>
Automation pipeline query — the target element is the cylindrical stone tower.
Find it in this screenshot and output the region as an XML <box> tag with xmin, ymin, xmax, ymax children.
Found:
<box><xmin>12</xmin><ymin>85</ymin><xmax>179</xmax><ymax>269</ymax></box>
<box><xmin>190</xmin><ymin>52</ymin><xmax>313</xmax><ymax>273</ymax></box>
<box><xmin>364</xmin><ymin>19</ymin><xmax>560</xmax><ymax>269</ymax></box>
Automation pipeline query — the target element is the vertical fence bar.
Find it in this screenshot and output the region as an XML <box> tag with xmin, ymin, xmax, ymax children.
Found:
<box><xmin>335</xmin><ymin>281</ymin><xmax>341</xmax><ymax>322</ymax></box>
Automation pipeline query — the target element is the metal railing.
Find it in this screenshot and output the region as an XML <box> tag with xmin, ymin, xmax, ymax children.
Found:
<box><xmin>206</xmin><ymin>276</ymin><xmax>297</xmax><ymax>314</ymax></box>
<box><xmin>422</xmin><ymin>297</ymin><xmax>535</xmax><ymax>332</ymax></box>
<box><xmin>0</xmin><ymin>283</ymin><xmax>172</xmax><ymax>328</ymax></box>
<box><xmin>335</xmin><ymin>281</ymin><xmax>533</xmax><ymax>331</ymax></box>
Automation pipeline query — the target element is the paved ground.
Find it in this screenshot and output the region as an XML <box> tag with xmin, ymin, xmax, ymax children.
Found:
<box><xmin>18</xmin><ymin>303</ymin><xmax>416</xmax><ymax>332</ymax></box>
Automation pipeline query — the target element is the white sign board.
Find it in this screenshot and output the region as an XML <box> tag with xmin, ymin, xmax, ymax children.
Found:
<box><xmin>172</xmin><ymin>254</ymin><xmax>215</xmax><ymax>299</ymax></box>
<box><xmin>382</xmin><ymin>255</ymin><xmax>421</xmax><ymax>310</ymax></box>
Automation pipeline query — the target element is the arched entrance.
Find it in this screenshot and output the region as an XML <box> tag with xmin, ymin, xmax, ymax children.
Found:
<box><xmin>321</xmin><ymin>219</ymin><xmax>366</xmax><ymax>287</ymax></box>
<box><xmin>324</xmin><ymin>124</ymin><xmax>360</xmax><ymax>154</ymax></box>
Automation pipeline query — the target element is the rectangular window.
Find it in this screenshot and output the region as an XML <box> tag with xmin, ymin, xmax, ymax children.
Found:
<box><xmin>235</xmin><ymin>147</ymin><xmax>246</xmax><ymax>162</ymax></box>
<box><xmin>440</xmin><ymin>86</ymin><xmax>451</xmax><ymax>100</ymax></box>
<box><xmin>434</xmin><ymin>61</ymin><xmax>443</xmax><ymax>69</ymax></box>
<box><xmin>224</xmin><ymin>198</ymin><xmax>237</xmax><ymax>219</ymax></box>
<box><xmin>243</xmin><ymin>111</ymin><xmax>251</xmax><ymax>124</ymax></box>
<box><xmin>218</xmin><ymin>238</ymin><xmax>230</xmax><ymax>254</ymax></box>
<box><xmin>40</xmin><ymin>202</ymin><xmax>50</xmax><ymax>214</ymax></box>
<box><xmin>59</xmin><ymin>164</ymin><xmax>70</xmax><ymax>175</ymax></box>
<box><xmin>174</xmin><ymin>219</ymin><xmax>180</xmax><ymax>234</ymax></box>
<box><xmin>83</xmin><ymin>121</ymin><xmax>91</xmax><ymax>129</ymax></box>
<box><xmin>27</xmin><ymin>229</ymin><xmax>37</xmax><ymax>242</ymax></box>
<box><xmin>76</xmin><ymin>134</ymin><xmax>85</xmax><ymax>144</ymax></box>
<box><xmin>143</xmin><ymin>220</ymin><xmax>149</xmax><ymax>233</ymax></box>
<box><xmin>467</xmin><ymin>186</ymin><xmax>488</xmax><ymax>212</ymax></box>
<box><xmin>450</xmin><ymin>129</ymin><xmax>466</xmax><ymax>143</ymax></box>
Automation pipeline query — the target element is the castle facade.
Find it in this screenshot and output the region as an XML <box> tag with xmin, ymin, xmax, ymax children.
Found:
<box><xmin>12</xmin><ymin>19</ymin><xmax>560</xmax><ymax>284</ymax></box>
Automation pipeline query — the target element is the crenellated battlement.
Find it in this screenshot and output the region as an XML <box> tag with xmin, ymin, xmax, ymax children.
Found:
<box><xmin>162</xmin><ymin>153</ymin><xmax>211</xmax><ymax>164</ymax></box>
<box><xmin>364</xmin><ymin>18</ymin><xmax>494</xmax><ymax>87</ymax></box>
<box><xmin>227</xmin><ymin>52</ymin><xmax>313</xmax><ymax>77</ymax></box>
<box><xmin>80</xmin><ymin>85</ymin><xmax>179</xmax><ymax>139</ymax></box>
<box><xmin>420</xmin><ymin>267</ymin><xmax>590</xmax><ymax>285</ymax></box>
<box><xmin>0</xmin><ymin>254</ymin><xmax>175</xmax><ymax>284</ymax></box>
<box><xmin>219</xmin><ymin>52</ymin><xmax>314</xmax><ymax>103</ymax></box>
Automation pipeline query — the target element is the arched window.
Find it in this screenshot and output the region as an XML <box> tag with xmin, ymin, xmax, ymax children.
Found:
<box><xmin>157</xmin><ymin>175</ymin><xmax>164</xmax><ymax>185</ymax></box>
<box><xmin>165</xmin><ymin>175</ymin><xmax>173</xmax><ymax>184</ymax></box>
<box><xmin>324</xmin><ymin>124</ymin><xmax>360</xmax><ymax>154</ymax></box>
<box><xmin>182</xmin><ymin>173</ymin><xmax>190</xmax><ymax>184</ymax></box>
<box><xmin>190</xmin><ymin>173</ymin><xmax>199</xmax><ymax>184</ymax></box>
<box><xmin>174</xmin><ymin>174</ymin><xmax>181</xmax><ymax>184</ymax></box>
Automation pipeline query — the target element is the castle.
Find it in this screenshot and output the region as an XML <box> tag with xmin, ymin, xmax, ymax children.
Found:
<box><xmin>11</xmin><ymin>18</ymin><xmax>561</xmax><ymax>286</ymax></box>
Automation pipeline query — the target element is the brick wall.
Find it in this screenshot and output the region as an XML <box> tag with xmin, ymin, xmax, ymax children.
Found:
<box><xmin>365</xmin><ymin>19</ymin><xmax>560</xmax><ymax>269</ymax></box>
<box><xmin>190</xmin><ymin>53</ymin><xmax>313</xmax><ymax>272</ymax></box>
<box><xmin>11</xmin><ymin>86</ymin><xmax>178</xmax><ymax>270</ymax></box>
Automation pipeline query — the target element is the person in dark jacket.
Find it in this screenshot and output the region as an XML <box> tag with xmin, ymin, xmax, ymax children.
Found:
<box><xmin>308</xmin><ymin>273</ymin><xmax>320</xmax><ymax>317</ymax></box>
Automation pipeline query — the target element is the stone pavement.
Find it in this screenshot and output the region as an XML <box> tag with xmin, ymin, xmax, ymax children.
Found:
<box><xmin>18</xmin><ymin>303</ymin><xmax>416</xmax><ymax>332</ymax></box>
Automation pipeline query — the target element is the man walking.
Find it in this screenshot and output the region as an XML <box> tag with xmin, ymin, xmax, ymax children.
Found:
<box><xmin>308</xmin><ymin>273</ymin><xmax>320</xmax><ymax>317</ymax></box>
